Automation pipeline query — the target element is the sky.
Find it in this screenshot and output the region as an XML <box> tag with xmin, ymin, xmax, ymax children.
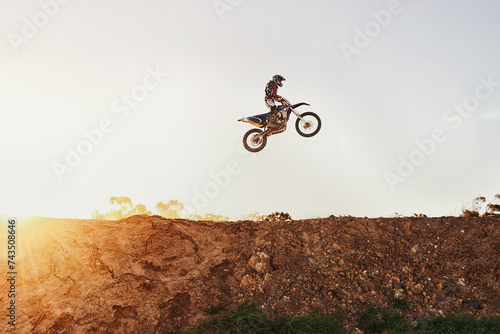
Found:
<box><xmin>1</xmin><ymin>0</ymin><xmax>500</xmax><ymax>220</ymax></box>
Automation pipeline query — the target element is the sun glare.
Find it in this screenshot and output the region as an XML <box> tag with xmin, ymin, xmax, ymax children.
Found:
<box><xmin>3</xmin><ymin>216</ymin><xmax>74</xmax><ymax>283</ymax></box>
<box><xmin>1</xmin><ymin>216</ymin><xmax>66</xmax><ymax>305</ymax></box>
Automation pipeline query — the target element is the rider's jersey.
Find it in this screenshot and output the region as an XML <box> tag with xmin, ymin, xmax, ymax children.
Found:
<box><xmin>265</xmin><ymin>80</ymin><xmax>286</xmax><ymax>104</ymax></box>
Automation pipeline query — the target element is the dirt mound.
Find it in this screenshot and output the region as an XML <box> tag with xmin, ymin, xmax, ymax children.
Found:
<box><xmin>2</xmin><ymin>215</ymin><xmax>499</xmax><ymax>333</ymax></box>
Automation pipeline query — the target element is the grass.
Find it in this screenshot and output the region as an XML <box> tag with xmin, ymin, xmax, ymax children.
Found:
<box><xmin>183</xmin><ymin>301</ymin><xmax>343</xmax><ymax>334</ymax></box>
<box><xmin>201</xmin><ymin>303</ymin><xmax>225</xmax><ymax>315</ymax></box>
<box><xmin>183</xmin><ymin>301</ymin><xmax>500</xmax><ymax>334</ymax></box>
<box><xmin>273</xmin><ymin>313</ymin><xmax>344</xmax><ymax>334</ymax></box>
<box><xmin>358</xmin><ymin>302</ymin><xmax>500</xmax><ymax>334</ymax></box>
<box><xmin>391</xmin><ymin>294</ymin><xmax>412</xmax><ymax>310</ymax></box>
<box><xmin>359</xmin><ymin>302</ymin><xmax>411</xmax><ymax>334</ymax></box>
<box><xmin>414</xmin><ymin>313</ymin><xmax>500</xmax><ymax>333</ymax></box>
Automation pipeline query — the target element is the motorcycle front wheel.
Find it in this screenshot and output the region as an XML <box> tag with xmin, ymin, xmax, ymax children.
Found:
<box><xmin>243</xmin><ymin>128</ymin><xmax>267</xmax><ymax>153</ymax></box>
<box><xmin>295</xmin><ymin>112</ymin><xmax>321</xmax><ymax>137</ymax></box>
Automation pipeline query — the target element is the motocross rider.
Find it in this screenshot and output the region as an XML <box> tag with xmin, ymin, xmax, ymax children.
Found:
<box><xmin>265</xmin><ymin>74</ymin><xmax>289</xmax><ymax>128</ymax></box>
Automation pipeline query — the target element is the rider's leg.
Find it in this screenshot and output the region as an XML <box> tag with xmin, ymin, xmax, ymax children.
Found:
<box><xmin>265</xmin><ymin>99</ymin><xmax>278</xmax><ymax>128</ymax></box>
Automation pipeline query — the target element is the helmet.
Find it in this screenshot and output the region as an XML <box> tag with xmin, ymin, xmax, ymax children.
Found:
<box><xmin>273</xmin><ymin>74</ymin><xmax>286</xmax><ymax>87</ymax></box>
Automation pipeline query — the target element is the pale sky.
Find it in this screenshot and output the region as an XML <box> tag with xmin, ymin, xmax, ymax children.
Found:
<box><xmin>1</xmin><ymin>0</ymin><xmax>499</xmax><ymax>220</ymax></box>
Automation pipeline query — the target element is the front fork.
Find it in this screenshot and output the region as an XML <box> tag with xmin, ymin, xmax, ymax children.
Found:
<box><xmin>290</xmin><ymin>107</ymin><xmax>305</xmax><ymax>122</ymax></box>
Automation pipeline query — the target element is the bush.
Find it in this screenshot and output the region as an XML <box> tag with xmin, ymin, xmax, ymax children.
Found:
<box><xmin>262</xmin><ymin>212</ymin><xmax>292</xmax><ymax>222</ymax></box>
<box><xmin>461</xmin><ymin>194</ymin><xmax>500</xmax><ymax>217</ymax></box>
<box><xmin>462</xmin><ymin>209</ymin><xmax>480</xmax><ymax>217</ymax></box>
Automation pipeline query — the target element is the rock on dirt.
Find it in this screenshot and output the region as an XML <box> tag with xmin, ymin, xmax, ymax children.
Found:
<box><xmin>248</xmin><ymin>252</ymin><xmax>273</xmax><ymax>274</ymax></box>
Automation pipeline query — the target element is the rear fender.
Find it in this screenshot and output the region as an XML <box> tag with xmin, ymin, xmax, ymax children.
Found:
<box><xmin>238</xmin><ymin>117</ymin><xmax>266</xmax><ymax>128</ymax></box>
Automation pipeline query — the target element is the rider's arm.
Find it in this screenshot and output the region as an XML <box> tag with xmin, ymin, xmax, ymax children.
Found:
<box><xmin>265</xmin><ymin>82</ymin><xmax>288</xmax><ymax>105</ymax></box>
<box><xmin>275</xmin><ymin>95</ymin><xmax>290</xmax><ymax>105</ymax></box>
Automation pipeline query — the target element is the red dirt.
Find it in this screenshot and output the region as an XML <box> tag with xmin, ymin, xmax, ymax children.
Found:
<box><xmin>1</xmin><ymin>215</ymin><xmax>499</xmax><ymax>333</ymax></box>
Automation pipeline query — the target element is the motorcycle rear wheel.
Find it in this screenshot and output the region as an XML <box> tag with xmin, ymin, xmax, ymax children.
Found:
<box><xmin>243</xmin><ymin>128</ymin><xmax>267</xmax><ymax>153</ymax></box>
<box><xmin>295</xmin><ymin>112</ymin><xmax>321</xmax><ymax>137</ymax></box>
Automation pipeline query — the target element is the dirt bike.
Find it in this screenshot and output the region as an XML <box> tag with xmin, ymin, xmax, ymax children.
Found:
<box><xmin>238</xmin><ymin>99</ymin><xmax>321</xmax><ymax>152</ymax></box>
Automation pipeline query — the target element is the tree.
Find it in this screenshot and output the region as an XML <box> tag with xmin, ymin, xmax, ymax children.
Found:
<box><xmin>93</xmin><ymin>197</ymin><xmax>244</xmax><ymax>221</ymax></box>
<box><xmin>262</xmin><ymin>212</ymin><xmax>292</xmax><ymax>222</ymax></box>
<box><xmin>485</xmin><ymin>194</ymin><xmax>500</xmax><ymax>216</ymax></box>
<box><xmin>461</xmin><ymin>194</ymin><xmax>500</xmax><ymax>217</ymax></box>
<box><xmin>155</xmin><ymin>200</ymin><xmax>184</xmax><ymax>218</ymax></box>
<box><xmin>92</xmin><ymin>196</ymin><xmax>151</xmax><ymax>219</ymax></box>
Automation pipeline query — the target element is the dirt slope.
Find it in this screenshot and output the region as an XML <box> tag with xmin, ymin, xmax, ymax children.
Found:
<box><xmin>2</xmin><ymin>215</ymin><xmax>499</xmax><ymax>333</ymax></box>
